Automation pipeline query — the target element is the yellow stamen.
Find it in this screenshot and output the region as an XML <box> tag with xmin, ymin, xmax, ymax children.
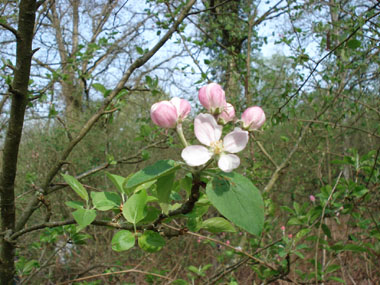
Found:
<box><xmin>210</xmin><ymin>140</ymin><xmax>224</xmax><ymax>155</ymax></box>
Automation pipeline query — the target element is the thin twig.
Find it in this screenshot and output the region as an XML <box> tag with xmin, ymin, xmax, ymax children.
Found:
<box><xmin>298</xmin><ymin>119</ymin><xmax>380</xmax><ymax>139</ymax></box>
<box><xmin>0</xmin><ymin>22</ymin><xmax>19</xmax><ymax>39</ymax></box>
<box><xmin>256</xmin><ymin>139</ymin><xmax>278</xmax><ymax>168</ymax></box>
<box><xmin>277</xmin><ymin>4</ymin><xmax>380</xmax><ymax>114</ymax></box>
<box><xmin>57</xmin><ymin>268</ymin><xmax>174</xmax><ymax>285</ymax></box>
<box><xmin>15</xmin><ymin>0</ymin><xmax>197</xmax><ymax>233</ymax></box>
<box><xmin>162</xmin><ymin>224</ymin><xmax>281</xmax><ymax>274</ymax></box>
<box><xmin>314</xmin><ymin>171</ymin><xmax>343</xmax><ymax>284</ymax></box>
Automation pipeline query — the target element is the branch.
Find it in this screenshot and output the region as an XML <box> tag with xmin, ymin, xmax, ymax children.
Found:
<box><xmin>0</xmin><ymin>94</ymin><xmax>10</xmax><ymax>115</ymax></box>
<box><xmin>0</xmin><ymin>22</ymin><xmax>19</xmax><ymax>39</ymax></box>
<box><xmin>244</xmin><ymin>5</ymin><xmax>256</xmax><ymax>104</ymax></box>
<box><xmin>162</xmin><ymin>223</ymin><xmax>296</xmax><ymax>282</ymax></box>
<box><xmin>165</xmin><ymin>3</ymin><xmax>210</xmax><ymax>81</ymax></box>
<box><xmin>255</xmin><ymin>138</ymin><xmax>278</xmax><ymax>168</ymax></box>
<box><xmin>10</xmin><ymin>219</ymin><xmax>134</xmax><ymax>240</ymax></box>
<box><xmin>15</xmin><ymin>0</ymin><xmax>197</xmax><ymax>232</ymax></box>
<box><xmin>251</xmin><ymin>0</ymin><xmax>284</xmax><ymax>27</ymax></box>
<box><xmin>150</xmin><ymin>173</ymin><xmax>204</xmax><ymax>228</ymax></box>
<box><xmin>58</xmin><ymin>268</ymin><xmax>174</xmax><ymax>285</ymax></box>
<box><xmin>208</xmin><ymin>257</ymin><xmax>251</xmax><ymax>284</ymax></box>
<box><xmin>264</xmin><ymin>121</ymin><xmax>311</xmax><ymax>193</ymax></box>
<box><xmin>314</xmin><ymin>172</ymin><xmax>343</xmax><ymax>283</ymax></box>
<box><xmin>277</xmin><ymin>4</ymin><xmax>380</xmax><ymax>114</ymax></box>
<box><xmin>298</xmin><ymin>119</ymin><xmax>380</xmax><ymax>139</ymax></box>
<box><xmin>341</xmin><ymin>95</ymin><xmax>380</xmax><ymax>117</ymax></box>
<box><xmin>187</xmin><ymin>0</ymin><xmax>234</xmax><ymax>15</ymax></box>
<box><xmin>264</xmin><ymin>66</ymin><xmax>351</xmax><ymax>193</ymax></box>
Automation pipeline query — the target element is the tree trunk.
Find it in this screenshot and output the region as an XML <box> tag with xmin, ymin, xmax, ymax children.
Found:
<box><xmin>0</xmin><ymin>1</ymin><xmax>37</xmax><ymax>283</ymax></box>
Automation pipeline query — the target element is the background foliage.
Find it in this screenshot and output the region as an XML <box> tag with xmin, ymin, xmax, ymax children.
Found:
<box><xmin>0</xmin><ymin>0</ymin><xmax>379</xmax><ymax>283</ymax></box>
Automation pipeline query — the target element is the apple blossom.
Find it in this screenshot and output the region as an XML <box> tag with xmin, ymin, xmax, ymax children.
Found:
<box><xmin>217</xmin><ymin>103</ymin><xmax>235</xmax><ymax>125</ymax></box>
<box><xmin>198</xmin><ymin>83</ymin><xmax>226</xmax><ymax>114</ymax></box>
<box><xmin>181</xmin><ymin>113</ymin><xmax>248</xmax><ymax>172</ymax></box>
<box><xmin>241</xmin><ymin>106</ymin><xmax>266</xmax><ymax>131</ymax></box>
<box><xmin>170</xmin><ymin>97</ymin><xmax>191</xmax><ymax>122</ymax></box>
<box><xmin>150</xmin><ymin>97</ymin><xmax>191</xmax><ymax>128</ymax></box>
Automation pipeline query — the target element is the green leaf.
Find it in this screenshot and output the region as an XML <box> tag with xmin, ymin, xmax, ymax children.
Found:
<box><xmin>137</xmin><ymin>206</ymin><xmax>160</xmax><ymax>225</ymax></box>
<box><xmin>156</xmin><ymin>172</ymin><xmax>175</xmax><ymax>204</ymax></box>
<box><xmin>22</xmin><ymin>260</ymin><xmax>39</xmax><ymax>275</ymax></box>
<box><xmin>62</xmin><ymin>174</ymin><xmax>88</xmax><ymax>201</ymax></box>
<box><xmin>156</xmin><ymin>173</ymin><xmax>175</xmax><ymax>214</ymax></box>
<box><xmin>201</xmin><ymin>217</ymin><xmax>236</xmax><ymax>233</ymax></box>
<box><xmin>138</xmin><ymin>230</ymin><xmax>165</xmax><ymax>253</ymax></box>
<box><xmin>111</xmin><ymin>230</ymin><xmax>135</xmax><ymax>252</ymax></box>
<box><xmin>71</xmin><ymin>232</ymin><xmax>92</xmax><ymax>245</ymax></box>
<box><xmin>206</xmin><ymin>172</ymin><xmax>264</xmax><ymax>235</ymax></box>
<box><xmin>328</xmin><ymin>276</ymin><xmax>345</xmax><ymax>283</ymax></box>
<box><xmin>105</xmin><ymin>172</ymin><xmax>127</xmax><ymax>194</ymax></box>
<box><xmin>92</xmin><ymin>83</ymin><xmax>106</xmax><ymax>94</ymax></box>
<box><xmin>90</xmin><ymin>191</ymin><xmax>121</xmax><ymax>211</ymax></box>
<box><xmin>72</xmin><ymin>208</ymin><xmax>96</xmax><ymax>228</ymax></box>
<box><xmin>294</xmin><ymin>251</ymin><xmax>305</xmax><ymax>259</ymax></box>
<box><xmin>134</xmin><ymin>180</ymin><xmax>157</xmax><ymax>194</ymax></box>
<box><xmin>172</xmin><ymin>279</ymin><xmax>188</xmax><ymax>285</ymax></box>
<box><xmin>322</xmin><ymin>223</ymin><xmax>332</xmax><ymax>239</ymax></box>
<box><xmin>325</xmin><ymin>264</ymin><xmax>340</xmax><ymax>274</ymax></box>
<box><xmin>347</xmin><ymin>39</ymin><xmax>361</xmax><ymax>49</ymax></box>
<box><xmin>122</xmin><ymin>189</ymin><xmax>148</xmax><ymax>224</ymax></box>
<box><xmin>342</xmin><ymin>244</ymin><xmax>366</xmax><ymax>252</ymax></box>
<box><xmin>187</xmin><ymin>217</ymin><xmax>202</xmax><ymax>232</ymax></box>
<box><xmin>295</xmin><ymin>228</ymin><xmax>311</xmax><ymax>242</ymax></box>
<box><xmin>65</xmin><ymin>201</ymin><xmax>84</xmax><ymax>209</ymax></box>
<box><xmin>136</xmin><ymin>46</ymin><xmax>144</xmax><ymax>55</ymax></box>
<box><xmin>287</xmin><ymin>217</ymin><xmax>302</xmax><ymax>226</ymax></box>
<box><xmin>125</xmin><ymin>160</ymin><xmax>179</xmax><ymax>189</ymax></box>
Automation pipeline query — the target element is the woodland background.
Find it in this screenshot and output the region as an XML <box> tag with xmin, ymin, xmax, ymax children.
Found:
<box><xmin>0</xmin><ymin>0</ymin><xmax>379</xmax><ymax>284</ymax></box>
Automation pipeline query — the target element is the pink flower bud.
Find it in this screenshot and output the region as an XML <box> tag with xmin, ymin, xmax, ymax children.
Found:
<box><xmin>288</xmin><ymin>234</ymin><xmax>293</xmax><ymax>239</ymax></box>
<box><xmin>198</xmin><ymin>83</ymin><xmax>226</xmax><ymax>114</ymax></box>
<box><xmin>226</xmin><ymin>240</ymin><xmax>230</xmax><ymax>246</ymax></box>
<box><xmin>218</xmin><ymin>103</ymin><xmax>235</xmax><ymax>124</ymax></box>
<box><xmin>281</xmin><ymin>226</ymin><xmax>285</xmax><ymax>232</ymax></box>
<box><xmin>241</xmin><ymin>106</ymin><xmax>266</xmax><ymax>131</ymax></box>
<box><xmin>309</xmin><ymin>195</ymin><xmax>316</xmax><ymax>202</ymax></box>
<box><xmin>150</xmin><ymin>97</ymin><xmax>191</xmax><ymax>128</ymax></box>
<box><xmin>170</xmin><ymin>97</ymin><xmax>191</xmax><ymax>122</ymax></box>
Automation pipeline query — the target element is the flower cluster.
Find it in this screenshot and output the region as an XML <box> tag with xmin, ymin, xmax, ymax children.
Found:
<box><xmin>150</xmin><ymin>83</ymin><xmax>266</xmax><ymax>172</ymax></box>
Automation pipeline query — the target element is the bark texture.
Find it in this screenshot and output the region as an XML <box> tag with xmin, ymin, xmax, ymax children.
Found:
<box><xmin>0</xmin><ymin>0</ymin><xmax>37</xmax><ymax>283</ymax></box>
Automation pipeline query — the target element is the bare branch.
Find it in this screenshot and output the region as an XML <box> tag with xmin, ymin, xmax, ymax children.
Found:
<box><xmin>15</xmin><ymin>1</ymin><xmax>200</xmax><ymax>229</ymax></box>
<box><xmin>255</xmin><ymin>140</ymin><xmax>278</xmax><ymax>168</ymax></box>
<box><xmin>58</xmin><ymin>268</ymin><xmax>174</xmax><ymax>285</ymax></box>
<box><xmin>0</xmin><ymin>22</ymin><xmax>19</xmax><ymax>39</ymax></box>
<box><xmin>277</xmin><ymin>4</ymin><xmax>380</xmax><ymax>114</ymax></box>
<box><xmin>298</xmin><ymin>119</ymin><xmax>380</xmax><ymax>139</ymax></box>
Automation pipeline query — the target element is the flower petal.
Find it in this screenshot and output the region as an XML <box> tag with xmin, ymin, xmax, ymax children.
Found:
<box><xmin>218</xmin><ymin>102</ymin><xmax>235</xmax><ymax>124</ymax></box>
<box><xmin>150</xmin><ymin>101</ymin><xmax>178</xmax><ymax>128</ymax></box>
<box><xmin>170</xmin><ymin>97</ymin><xmax>191</xmax><ymax>120</ymax></box>
<box><xmin>194</xmin><ymin>114</ymin><xmax>222</xmax><ymax>146</ymax></box>
<box><xmin>223</xmin><ymin>128</ymin><xmax>249</xmax><ymax>153</ymax></box>
<box><xmin>218</xmin><ymin>154</ymin><xmax>240</xmax><ymax>172</ymax></box>
<box><xmin>181</xmin><ymin>145</ymin><xmax>213</xmax><ymax>167</ymax></box>
<box><xmin>241</xmin><ymin>106</ymin><xmax>266</xmax><ymax>130</ymax></box>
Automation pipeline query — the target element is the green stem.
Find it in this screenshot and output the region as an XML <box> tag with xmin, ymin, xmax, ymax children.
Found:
<box><xmin>176</xmin><ymin>123</ymin><xmax>188</xmax><ymax>147</ymax></box>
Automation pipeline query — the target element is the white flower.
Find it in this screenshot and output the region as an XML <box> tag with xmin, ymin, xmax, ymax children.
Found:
<box><xmin>181</xmin><ymin>114</ymin><xmax>249</xmax><ymax>172</ymax></box>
